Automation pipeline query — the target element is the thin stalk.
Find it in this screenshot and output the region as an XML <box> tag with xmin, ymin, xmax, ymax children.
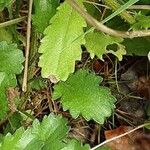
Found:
<box><xmin>86</xmin><ymin>1</ymin><xmax>150</xmax><ymax>10</ymax></box>
<box><xmin>0</xmin><ymin>16</ymin><xmax>26</xmax><ymax>28</ymax></box>
<box><xmin>66</xmin><ymin>0</ymin><xmax>150</xmax><ymax>38</ymax></box>
<box><xmin>22</xmin><ymin>0</ymin><xmax>33</xmax><ymax>92</ymax></box>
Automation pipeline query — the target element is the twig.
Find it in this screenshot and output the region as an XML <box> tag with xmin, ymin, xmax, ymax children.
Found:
<box><xmin>66</xmin><ymin>0</ymin><xmax>150</xmax><ymax>38</ymax></box>
<box><xmin>85</xmin><ymin>1</ymin><xmax>150</xmax><ymax>10</ymax></box>
<box><xmin>130</xmin><ymin>5</ymin><xmax>150</xmax><ymax>10</ymax></box>
<box><xmin>0</xmin><ymin>16</ymin><xmax>27</xmax><ymax>28</ymax></box>
<box><xmin>91</xmin><ymin>122</ymin><xmax>150</xmax><ymax>150</ymax></box>
<box><xmin>22</xmin><ymin>0</ymin><xmax>33</xmax><ymax>92</ymax></box>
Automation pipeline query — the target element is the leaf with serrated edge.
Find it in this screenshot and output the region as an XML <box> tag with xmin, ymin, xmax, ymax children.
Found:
<box><xmin>38</xmin><ymin>0</ymin><xmax>87</xmax><ymax>82</ymax></box>
<box><xmin>85</xmin><ymin>31</ymin><xmax>125</xmax><ymax>61</ymax></box>
<box><xmin>0</xmin><ymin>41</ymin><xmax>24</xmax><ymax>74</ymax></box>
<box><xmin>0</xmin><ymin>114</ymin><xmax>69</xmax><ymax>150</ymax></box>
<box><xmin>53</xmin><ymin>70</ymin><xmax>116</xmax><ymax>124</ymax></box>
<box><xmin>131</xmin><ymin>13</ymin><xmax>150</xmax><ymax>30</ymax></box>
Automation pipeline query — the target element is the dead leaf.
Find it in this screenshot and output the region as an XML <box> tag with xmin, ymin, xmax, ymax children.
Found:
<box><xmin>92</xmin><ymin>59</ymin><xmax>104</xmax><ymax>73</ymax></box>
<box><xmin>135</xmin><ymin>134</ymin><xmax>150</xmax><ymax>150</ymax></box>
<box><xmin>105</xmin><ymin>126</ymin><xmax>150</xmax><ymax>150</ymax></box>
<box><xmin>6</xmin><ymin>87</ymin><xmax>19</xmax><ymax>113</ymax></box>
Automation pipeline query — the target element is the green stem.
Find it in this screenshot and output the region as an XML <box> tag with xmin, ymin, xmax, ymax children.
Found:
<box><xmin>0</xmin><ymin>16</ymin><xmax>27</xmax><ymax>28</ymax></box>
<box><xmin>104</xmin><ymin>0</ymin><xmax>136</xmax><ymax>24</ymax></box>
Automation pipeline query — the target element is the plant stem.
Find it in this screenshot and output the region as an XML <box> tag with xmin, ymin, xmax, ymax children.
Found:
<box><xmin>0</xmin><ymin>16</ymin><xmax>27</xmax><ymax>28</ymax></box>
<box><xmin>66</xmin><ymin>0</ymin><xmax>150</xmax><ymax>38</ymax></box>
<box><xmin>104</xmin><ymin>0</ymin><xmax>136</xmax><ymax>24</ymax></box>
<box><xmin>22</xmin><ymin>0</ymin><xmax>33</xmax><ymax>92</ymax></box>
<box><xmin>85</xmin><ymin>1</ymin><xmax>150</xmax><ymax>10</ymax></box>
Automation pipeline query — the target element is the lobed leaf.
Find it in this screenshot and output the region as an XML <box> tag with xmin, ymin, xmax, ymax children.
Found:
<box><xmin>0</xmin><ymin>114</ymin><xmax>91</xmax><ymax>149</ymax></box>
<box><xmin>131</xmin><ymin>13</ymin><xmax>150</xmax><ymax>30</ymax></box>
<box><xmin>85</xmin><ymin>31</ymin><xmax>126</xmax><ymax>61</ymax></box>
<box><xmin>53</xmin><ymin>70</ymin><xmax>116</xmax><ymax>124</ymax></box>
<box><xmin>0</xmin><ymin>114</ymin><xmax>70</xmax><ymax>150</ymax></box>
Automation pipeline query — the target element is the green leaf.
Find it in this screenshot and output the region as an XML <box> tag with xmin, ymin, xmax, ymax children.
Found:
<box><xmin>0</xmin><ymin>41</ymin><xmax>24</xmax><ymax>119</ymax></box>
<box><xmin>0</xmin><ymin>114</ymin><xmax>69</xmax><ymax>150</ymax></box>
<box><xmin>1</xmin><ymin>127</ymin><xmax>25</xmax><ymax>150</ymax></box>
<box><xmin>0</xmin><ymin>41</ymin><xmax>24</xmax><ymax>74</ymax></box>
<box><xmin>131</xmin><ymin>13</ymin><xmax>150</xmax><ymax>30</ymax></box>
<box><xmin>122</xmin><ymin>37</ymin><xmax>150</xmax><ymax>56</ymax></box>
<box><xmin>29</xmin><ymin>77</ymin><xmax>46</xmax><ymax>90</ymax></box>
<box><xmin>53</xmin><ymin>70</ymin><xmax>116</xmax><ymax>124</ymax></box>
<box><xmin>0</xmin><ymin>28</ymin><xmax>12</xmax><ymax>43</ymax></box>
<box><xmin>102</xmin><ymin>0</ymin><xmax>139</xmax><ymax>24</ymax></box>
<box><xmin>32</xmin><ymin>0</ymin><xmax>60</xmax><ymax>33</ymax></box>
<box><xmin>61</xmin><ymin>139</ymin><xmax>90</xmax><ymax>150</ymax></box>
<box><xmin>85</xmin><ymin>31</ymin><xmax>126</xmax><ymax>61</ymax></box>
<box><xmin>0</xmin><ymin>0</ymin><xmax>13</xmax><ymax>11</ymax></box>
<box><xmin>38</xmin><ymin>0</ymin><xmax>87</xmax><ymax>82</ymax></box>
<box><xmin>144</xmin><ymin>121</ymin><xmax>150</xmax><ymax>130</ymax></box>
<box><xmin>25</xmin><ymin>115</ymin><xmax>68</xmax><ymax>150</ymax></box>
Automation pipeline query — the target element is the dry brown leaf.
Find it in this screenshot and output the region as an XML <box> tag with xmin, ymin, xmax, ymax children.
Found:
<box><xmin>6</xmin><ymin>87</ymin><xmax>19</xmax><ymax>113</ymax></box>
<box><xmin>105</xmin><ymin>126</ymin><xmax>150</xmax><ymax>150</ymax></box>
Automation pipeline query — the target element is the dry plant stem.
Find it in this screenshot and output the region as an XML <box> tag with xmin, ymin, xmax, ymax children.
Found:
<box><xmin>22</xmin><ymin>0</ymin><xmax>33</xmax><ymax>92</ymax></box>
<box><xmin>86</xmin><ymin>1</ymin><xmax>150</xmax><ymax>10</ymax></box>
<box><xmin>66</xmin><ymin>0</ymin><xmax>150</xmax><ymax>38</ymax></box>
<box><xmin>0</xmin><ymin>16</ymin><xmax>27</xmax><ymax>28</ymax></box>
<box><xmin>91</xmin><ymin>122</ymin><xmax>150</xmax><ymax>150</ymax></box>
<box><xmin>130</xmin><ymin>5</ymin><xmax>150</xmax><ymax>10</ymax></box>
